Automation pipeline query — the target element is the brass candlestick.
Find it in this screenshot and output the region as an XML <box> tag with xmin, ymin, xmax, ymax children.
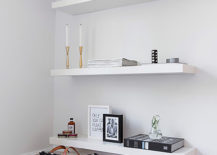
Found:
<box><xmin>66</xmin><ymin>46</ymin><xmax>70</xmax><ymax>69</ymax></box>
<box><xmin>79</xmin><ymin>46</ymin><xmax>83</xmax><ymax>68</ymax></box>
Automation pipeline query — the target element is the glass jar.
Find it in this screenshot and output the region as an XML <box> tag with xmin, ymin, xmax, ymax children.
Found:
<box><xmin>149</xmin><ymin>115</ymin><xmax>162</xmax><ymax>140</ymax></box>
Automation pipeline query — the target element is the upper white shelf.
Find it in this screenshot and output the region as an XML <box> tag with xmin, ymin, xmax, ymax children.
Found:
<box><xmin>50</xmin><ymin>136</ymin><xmax>196</xmax><ymax>155</ymax></box>
<box><xmin>51</xmin><ymin>64</ymin><xmax>196</xmax><ymax>76</ymax></box>
<box><xmin>52</xmin><ymin>0</ymin><xmax>155</xmax><ymax>15</ymax></box>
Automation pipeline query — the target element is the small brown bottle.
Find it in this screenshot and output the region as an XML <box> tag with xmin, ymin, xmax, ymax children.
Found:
<box><xmin>68</xmin><ymin>118</ymin><xmax>75</xmax><ymax>134</ymax></box>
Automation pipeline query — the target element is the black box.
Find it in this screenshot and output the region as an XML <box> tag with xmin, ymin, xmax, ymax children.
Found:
<box><xmin>124</xmin><ymin>134</ymin><xmax>184</xmax><ymax>153</ymax></box>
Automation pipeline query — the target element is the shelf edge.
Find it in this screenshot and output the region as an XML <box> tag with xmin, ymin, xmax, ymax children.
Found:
<box><xmin>49</xmin><ymin>137</ymin><xmax>196</xmax><ymax>155</ymax></box>
<box><xmin>52</xmin><ymin>0</ymin><xmax>92</xmax><ymax>9</ymax></box>
<box><xmin>50</xmin><ymin>64</ymin><xmax>196</xmax><ymax>76</ymax></box>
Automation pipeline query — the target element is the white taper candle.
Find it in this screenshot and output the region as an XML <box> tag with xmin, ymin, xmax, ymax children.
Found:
<box><xmin>65</xmin><ymin>24</ymin><xmax>69</xmax><ymax>46</ymax></box>
<box><xmin>79</xmin><ymin>24</ymin><xmax>82</xmax><ymax>46</ymax></box>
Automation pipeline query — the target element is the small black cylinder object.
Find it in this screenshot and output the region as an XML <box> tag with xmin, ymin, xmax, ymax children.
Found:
<box><xmin>152</xmin><ymin>50</ymin><xmax>158</xmax><ymax>63</ymax></box>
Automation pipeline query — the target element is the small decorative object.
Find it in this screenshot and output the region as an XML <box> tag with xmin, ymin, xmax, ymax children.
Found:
<box><xmin>103</xmin><ymin>114</ymin><xmax>123</xmax><ymax>143</ymax></box>
<box><xmin>65</xmin><ymin>24</ymin><xmax>70</xmax><ymax>69</ymax></box>
<box><xmin>151</xmin><ymin>50</ymin><xmax>158</xmax><ymax>63</ymax></box>
<box><xmin>57</xmin><ymin>118</ymin><xmax>78</xmax><ymax>139</ymax></box>
<box><xmin>149</xmin><ymin>115</ymin><xmax>162</xmax><ymax>140</ymax></box>
<box><xmin>88</xmin><ymin>105</ymin><xmax>111</xmax><ymax>139</ymax></box>
<box><xmin>63</xmin><ymin>130</ymin><xmax>72</xmax><ymax>135</ymax></box>
<box><xmin>166</xmin><ymin>58</ymin><xmax>180</xmax><ymax>63</ymax></box>
<box><xmin>79</xmin><ymin>24</ymin><xmax>83</xmax><ymax>68</ymax></box>
<box><xmin>68</xmin><ymin>118</ymin><xmax>75</xmax><ymax>134</ymax></box>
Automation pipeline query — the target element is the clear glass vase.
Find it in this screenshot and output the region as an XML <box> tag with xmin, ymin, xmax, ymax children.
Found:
<box><xmin>149</xmin><ymin>115</ymin><xmax>162</xmax><ymax>140</ymax></box>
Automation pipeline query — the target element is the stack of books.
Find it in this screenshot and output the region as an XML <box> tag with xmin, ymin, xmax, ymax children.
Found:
<box><xmin>124</xmin><ymin>134</ymin><xmax>184</xmax><ymax>153</ymax></box>
<box><xmin>87</xmin><ymin>58</ymin><xmax>138</xmax><ymax>68</ymax></box>
<box><xmin>58</xmin><ymin>130</ymin><xmax>77</xmax><ymax>138</ymax></box>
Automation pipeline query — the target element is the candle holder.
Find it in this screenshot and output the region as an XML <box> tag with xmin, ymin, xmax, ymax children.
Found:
<box><xmin>151</xmin><ymin>50</ymin><xmax>158</xmax><ymax>63</ymax></box>
<box><xmin>66</xmin><ymin>46</ymin><xmax>70</xmax><ymax>69</ymax></box>
<box><xmin>79</xmin><ymin>46</ymin><xmax>83</xmax><ymax>68</ymax></box>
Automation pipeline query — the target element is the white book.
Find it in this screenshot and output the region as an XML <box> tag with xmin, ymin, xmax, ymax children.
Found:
<box><xmin>88</xmin><ymin>58</ymin><xmax>137</xmax><ymax>68</ymax></box>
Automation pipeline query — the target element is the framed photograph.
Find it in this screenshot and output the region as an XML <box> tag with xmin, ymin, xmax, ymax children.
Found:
<box><xmin>103</xmin><ymin>114</ymin><xmax>123</xmax><ymax>143</ymax></box>
<box><xmin>88</xmin><ymin>105</ymin><xmax>112</xmax><ymax>139</ymax></box>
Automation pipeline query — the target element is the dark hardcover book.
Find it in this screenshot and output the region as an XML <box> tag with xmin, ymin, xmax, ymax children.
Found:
<box><xmin>124</xmin><ymin>134</ymin><xmax>184</xmax><ymax>153</ymax></box>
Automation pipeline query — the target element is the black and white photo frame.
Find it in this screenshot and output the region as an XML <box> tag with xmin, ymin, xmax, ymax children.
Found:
<box><xmin>103</xmin><ymin>114</ymin><xmax>123</xmax><ymax>143</ymax></box>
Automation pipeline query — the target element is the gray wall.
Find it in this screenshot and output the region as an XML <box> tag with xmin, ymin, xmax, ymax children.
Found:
<box><xmin>0</xmin><ymin>0</ymin><xmax>55</xmax><ymax>154</ymax></box>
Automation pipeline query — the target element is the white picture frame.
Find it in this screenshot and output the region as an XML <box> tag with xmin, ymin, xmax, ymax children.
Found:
<box><xmin>88</xmin><ymin>105</ymin><xmax>112</xmax><ymax>139</ymax></box>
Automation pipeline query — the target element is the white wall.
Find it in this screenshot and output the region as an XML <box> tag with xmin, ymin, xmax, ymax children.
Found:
<box><xmin>53</xmin><ymin>0</ymin><xmax>217</xmax><ymax>155</ymax></box>
<box><xmin>0</xmin><ymin>0</ymin><xmax>55</xmax><ymax>154</ymax></box>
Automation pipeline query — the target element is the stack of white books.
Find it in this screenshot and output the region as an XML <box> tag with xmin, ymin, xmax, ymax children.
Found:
<box><xmin>87</xmin><ymin>58</ymin><xmax>138</xmax><ymax>68</ymax></box>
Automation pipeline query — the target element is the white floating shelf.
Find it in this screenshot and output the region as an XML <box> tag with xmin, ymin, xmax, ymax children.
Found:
<box><xmin>51</xmin><ymin>64</ymin><xmax>196</xmax><ymax>76</ymax></box>
<box><xmin>52</xmin><ymin>0</ymin><xmax>155</xmax><ymax>15</ymax></box>
<box><xmin>50</xmin><ymin>137</ymin><xmax>196</xmax><ymax>155</ymax></box>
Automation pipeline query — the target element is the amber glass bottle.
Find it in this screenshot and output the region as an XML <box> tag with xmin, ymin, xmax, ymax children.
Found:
<box><xmin>68</xmin><ymin>118</ymin><xmax>75</xmax><ymax>134</ymax></box>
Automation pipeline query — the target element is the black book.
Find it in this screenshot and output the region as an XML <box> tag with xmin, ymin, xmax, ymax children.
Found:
<box><xmin>124</xmin><ymin>134</ymin><xmax>184</xmax><ymax>153</ymax></box>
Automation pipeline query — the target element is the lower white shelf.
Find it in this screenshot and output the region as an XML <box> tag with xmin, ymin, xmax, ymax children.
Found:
<box><xmin>51</xmin><ymin>64</ymin><xmax>196</xmax><ymax>76</ymax></box>
<box><xmin>49</xmin><ymin>137</ymin><xmax>196</xmax><ymax>155</ymax></box>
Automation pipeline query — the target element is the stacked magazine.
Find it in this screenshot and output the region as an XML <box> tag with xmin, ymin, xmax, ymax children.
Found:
<box><xmin>88</xmin><ymin>58</ymin><xmax>138</xmax><ymax>68</ymax></box>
